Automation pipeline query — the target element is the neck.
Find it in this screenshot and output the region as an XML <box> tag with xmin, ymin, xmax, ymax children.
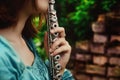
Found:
<box><xmin>0</xmin><ymin>11</ymin><xmax>30</xmax><ymax>42</ymax></box>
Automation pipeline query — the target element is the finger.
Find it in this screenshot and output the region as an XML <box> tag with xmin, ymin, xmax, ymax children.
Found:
<box><xmin>50</xmin><ymin>27</ymin><xmax>66</xmax><ymax>37</ymax></box>
<box><xmin>52</xmin><ymin>44</ymin><xmax>71</xmax><ymax>56</ymax></box>
<box><xmin>50</xmin><ymin>38</ymin><xmax>66</xmax><ymax>52</ymax></box>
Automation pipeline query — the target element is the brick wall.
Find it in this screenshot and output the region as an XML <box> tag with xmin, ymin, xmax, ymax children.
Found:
<box><xmin>67</xmin><ymin>13</ymin><xmax>120</xmax><ymax>80</ymax></box>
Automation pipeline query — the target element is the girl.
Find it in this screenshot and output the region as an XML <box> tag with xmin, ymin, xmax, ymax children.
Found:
<box><xmin>0</xmin><ymin>0</ymin><xmax>74</xmax><ymax>80</ymax></box>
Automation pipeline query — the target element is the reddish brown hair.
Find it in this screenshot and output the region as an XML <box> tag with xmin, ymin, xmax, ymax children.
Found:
<box><xmin>0</xmin><ymin>0</ymin><xmax>43</xmax><ymax>39</ymax></box>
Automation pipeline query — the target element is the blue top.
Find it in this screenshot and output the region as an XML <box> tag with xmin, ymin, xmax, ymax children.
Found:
<box><xmin>0</xmin><ymin>36</ymin><xmax>74</xmax><ymax>80</ymax></box>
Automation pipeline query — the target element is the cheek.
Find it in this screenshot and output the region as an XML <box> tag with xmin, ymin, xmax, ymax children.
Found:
<box><xmin>35</xmin><ymin>0</ymin><xmax>48</xmax><ymax>12</ymax></box>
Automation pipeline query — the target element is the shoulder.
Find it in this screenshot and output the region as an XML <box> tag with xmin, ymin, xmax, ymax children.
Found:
<box><xmin>0</xmin><ymin>36</ymin><xmax>12</xmax><ymax>50</ymax></box>
<box><xmin>0</xmin><ymin>36</ymin><xmax>14</xmax><ymax>57</ymax></box>
<box><xmin>0</xmin><ymin>36</ymin><xmax>23</xmax><ymax>77</ymax></box>
<box><xmin>0</xmin><ymin>36</ymin><xmax>19</xmax><ymax>65</ymax></box>
<box><xmin>0</xmin><ymin>36</ymin><xmax>11</xmax><ymax>59</ymax></box>
<box><xmin>0</xmin><ymin>44</ymin><xmax>18</xmax><ymax>80</ymax></box>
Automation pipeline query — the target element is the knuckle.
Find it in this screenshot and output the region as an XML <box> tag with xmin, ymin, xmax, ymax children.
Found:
<box><xmin>61</xmin><ymin>27</ymin><xmax>65</xmax><ymax>32</ymax></box>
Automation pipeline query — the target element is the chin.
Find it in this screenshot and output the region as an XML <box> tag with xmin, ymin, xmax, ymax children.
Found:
<box><xmin>35</xmin><ymin>0</ymin><xmax>48</xmax><ymax>13</ymax></box>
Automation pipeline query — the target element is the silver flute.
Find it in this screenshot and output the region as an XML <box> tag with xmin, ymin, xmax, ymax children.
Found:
<box><xmin>47</xmin><ymin>0</ymin><xmax>62</xmax><ymax>80</ymax></box>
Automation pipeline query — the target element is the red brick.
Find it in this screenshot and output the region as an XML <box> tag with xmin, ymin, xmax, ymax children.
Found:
<box><xmin>93</xmin><ymin>34</ymin><xmax>108</xmax><ymax>43</ymax></box>
<box><xmin>97</xmin><ymin>14</ymin><xmax>106</xmax><ymax>22</ymax></box>
<box><xmin>93</xmin><ymin>77</ymin><xmax>106</xmax><ymax>80</ymax></box>
<box><xmin>86</xmin><ymin>64</ymin><xmax>106</xmax><ymax>75</ymax></box>
<box><xmin>109</xmin><ymin>57</ymin><xmax>120</xmax><ymax>66</ymax></box>
<box><xmin>76</xmin><ymin>41</ymin><xmax>89</xmax><ymax>51</ymax></box>
<box><xmin>107</xmin><ymin>46</ymin><xmax>120</xmax><ymax>55</ymax></box>
<box><xmin>109</xmin><ymin>78</ymin><xmax>120</xmax><ymax>80</ymax></box>
<box><xmin>92</xmin><ymin>22</ymin><xmax>105</xmax><ymax>33</ymax></box>
<box><xmin>74</xmin><ymin>62</ymin><xmax>85</xmax><ymax>73</ymax></box>
<box><xmin>90</xmin><ymin>43</ymin><xmax>105</xmax><ymax>54</ymax></box>
<box><xmin>93</xmin><ymin>56</ymin><xmax>107</xmax><ymax>65</ymax></box>
<box><xmin>75</xmin><ymin>74</ymin><xmax>91</xmax><ymax>80</ymax></box>
<box><xmin>108</xmin><ymin>66</ymin><xmax>120</xmax><ymax>77</ymax></box>
<box><xmin>75</xmin><ymin>53</ymin><xmax>91</xmax><ymax>62</ymax></box>
<box><xmin>111</xmin><ymin>35</ymin><xmax>120</xmax><ymax>42</ymax></box>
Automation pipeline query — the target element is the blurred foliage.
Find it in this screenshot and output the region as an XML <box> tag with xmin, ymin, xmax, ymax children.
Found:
<box><xmin>33</xmin><ymin>0</ymin><xmax>119</xmax><ymax>60</ymax></box>
<box><xmin>32</xmin><ymin>16</ymin><xmax>47</xmax><ymax>60</ymax></box>
<box><xmin>55</xmin><ymin>0</ymin><xmax>117</xmax><ymax>45</ymax></box>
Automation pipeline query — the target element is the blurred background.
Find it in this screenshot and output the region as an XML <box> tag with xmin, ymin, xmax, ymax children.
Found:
<box><xmin>33</xmin><ymin>0</ymin><xmax>120</xmax><ymax>80</ymax></box>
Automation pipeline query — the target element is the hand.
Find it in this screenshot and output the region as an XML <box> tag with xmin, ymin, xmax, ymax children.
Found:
<box><xmin>44</xmin><ymin>27</ymin><xmax>71</xmax><ymax>74</ymax></box>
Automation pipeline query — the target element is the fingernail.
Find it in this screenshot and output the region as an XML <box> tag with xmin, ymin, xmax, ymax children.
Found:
<box><xmin>50</xmin><ymin>30</ymin><xmax>54</xmax><ymax>33</ymax></box>
<box><xmin>53</xmin><ymin>38</ymin><xmax>58</xmax><ymax>42</ymax></box>
<box><xmin>50</xmin><ymin>53</ymin><xmax>54</xmax><ymax>56</ymax></box>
